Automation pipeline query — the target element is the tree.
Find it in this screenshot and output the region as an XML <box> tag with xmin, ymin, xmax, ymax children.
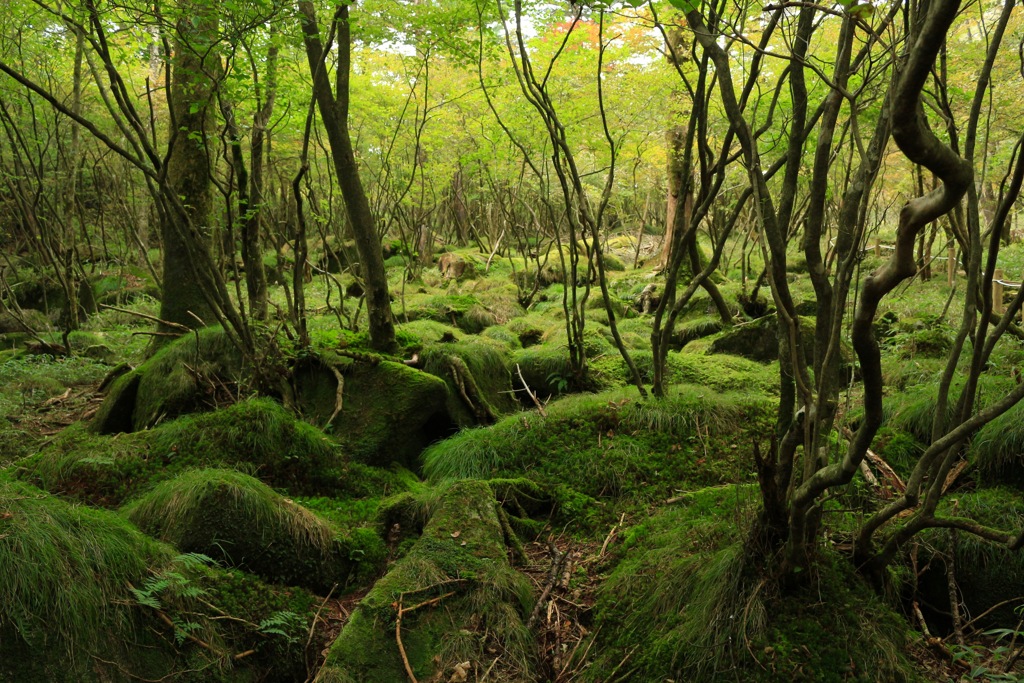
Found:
<box><xmin>298</xmin><ymin>0</ymin><xmax>397</xmax><ymax>353</ymax></box>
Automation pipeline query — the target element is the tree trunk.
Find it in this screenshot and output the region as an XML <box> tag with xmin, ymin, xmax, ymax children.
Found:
<box><xmin>159</xmin><ymin>1</ymin><xmax>218</xmax><ymax>334</ymax></box>
<box><xmin>298</xmin><ymin>1</ymin><xmax>396</xmax><ymax>353</ymax></box>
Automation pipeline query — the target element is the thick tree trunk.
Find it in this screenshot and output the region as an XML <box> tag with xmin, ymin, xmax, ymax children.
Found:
<box><xmin>159</xmin><ymin>3</ymin><xmax>217</xmax><ymax>334</ymax></box>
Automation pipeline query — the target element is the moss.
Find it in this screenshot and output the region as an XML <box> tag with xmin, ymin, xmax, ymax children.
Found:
<box><xmin>124</xmin><ymin>469</ymin><xmax>384</xmax><ymax>592</ymax></box>
<box><xmin>316</xmin><ymin>480</ymin><xmax>535</xmax><ymax>682</ymax></box>
<box><xmin>92</xmin><ymin>326</ymin><xmax>245</xmax><ymax>433</ymax></box>
<box><xmin>394</xmin><ymin>319</ymin><xmax>464</xmax><ymax>354</ymax></box>
<box><xmin>671</xmin><ymin>348</ymin><xmax>779</xmax><ymax>394</ymax></box>
<box><xmin>21</xmin><ymin>398</ymin><xmax>351</xmax><ymax>505</ymax></box>
<box><xmin>295</xmin><ymin>356</ymin><xmax>454</xmax><ymax>469</ymax></box>
<box><xmin>424</xmin><ymin>386</ymin><xmax>772</xmax><ymax>519</ymax></box>
<box><xmin>587</xmin><ymin>491</ymin><xmax>922</xmax><ymax>682</ymax></box>
<box><xmin>420</xmin><ymin>336</ymin><xmax>516</xmax><ymax>426</ymax></box>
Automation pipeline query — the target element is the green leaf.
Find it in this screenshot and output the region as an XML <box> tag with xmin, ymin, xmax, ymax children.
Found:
<box><xmin>666</xmin><ymin>0</ymin><xmax>699</xmax><ymax>14</ymax></box>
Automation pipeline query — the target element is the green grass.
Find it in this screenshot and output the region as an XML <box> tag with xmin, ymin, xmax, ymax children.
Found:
<box><xmin>124</xmin><ymin>468</ymin><xmax>383</xmax><ymax>592</ymax></box>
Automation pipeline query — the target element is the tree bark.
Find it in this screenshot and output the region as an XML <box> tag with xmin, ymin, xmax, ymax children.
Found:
<box><xmin>159</xmin><ymin>0</ymin><xmax>218</xmax><ymax>334</ymax></box>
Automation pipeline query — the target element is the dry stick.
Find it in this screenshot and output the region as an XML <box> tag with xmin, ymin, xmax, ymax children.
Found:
<box><xmin>98</xmin><ymin>303</ymin><xmax>191</xmax><ymax>332</ymax></box>
<box><xmin>959</xmin><ymin>596</ymin><xmax>1024</xmax><ymax>634</ymax></box>
<box><xmin>480</xmin><ymin>655</ymin><xmax>501</xmax><ymax>681</ymax></box>
<box><xmin>303</xmin><ymin>583</ymin><xmax>337</xmax><ymax>683</ymax></box>
<box><xmin>324</xmin><ymin>365</ymin><xmax>345</xmax><ymax>430</ymax></box>
<box><xmin>485</xmin><ymin>229</ymin><xmax>505</xmax><ymax>273</ymax></box>
<box><xmin>515</xmin><ymin>363</ymin><xmax>547</xmax><ymax>417</ymax></box>
<box><xmin>912</xmin><ymin>601</ymin><xmax>932</xmax><ymax>639</ymax></box>
<box><xmin>395</xmin><ymin>595</ymin><xmax>418</xmax><ymax>683</ymax></box>
<box><xmin>394</xmin><ymin>589</ymin><xmax>459</xmax><ymax>683</ymax></box>
<box><xmin>599</xmin><ymin>513</ymin><xmax>626</xmax><ymax>558</ymax></box>
<box><xmin>527</xmin><ymin>543</ymin><xmax>567</xmax><ymax>629</ymax></box>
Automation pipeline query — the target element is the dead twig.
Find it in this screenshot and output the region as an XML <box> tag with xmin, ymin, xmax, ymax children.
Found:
<box><xmin>324</xmin><ymin>365</ymin><xmax>345</xmax><ymax>430</ymax></box>
<box><xmin>599</xmin><ymin>513</ymin><xmax>625</xmax><ymax>558</ymax></box>
<box><xmin>527</xmin><ymin>541</ymin><xmax>567</xmax><ymax>629</ymax></box>
<box><xmin>396</xmin><ymin>595</ymin><xmax>418</xmax><ymax>683</ymax></box>
<box><xmin>516</xmin><ymin>363</ymin><xmax>546</xmax><ymax>417</ymax></box>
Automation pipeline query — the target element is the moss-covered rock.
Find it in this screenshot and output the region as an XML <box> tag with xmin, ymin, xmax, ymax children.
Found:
<box><xmin>21</xmin><ymin>398</ymin><xmax>350</xmax><ymax>504</ymax></box>
<box><xmin>420</xmin><ymin>336</ymin><xmax>516</xmax><ymax>426</ymax></box>
<box><xmin>124</xmin><ymin>469</ymin><xmax>383</xmax><ymax>592</ymax></box>
<box><xmin>294</xmin><ymin>355</ymin><xmax>453</xmax><ymax>469</ymax></box>
<box><xmin>315</xmin><ymin>480</ymin><xmax>535</xmax><ymax>682</ymax></box>
<box><xmin>92</xmin><ymin>326</ymin><xmax>245</xmax><ymax>433</ymax></box>
<box><xmin>424</xmin><ymin>386</ymin><xmax>772</xmax><ymax>521</ymax></box>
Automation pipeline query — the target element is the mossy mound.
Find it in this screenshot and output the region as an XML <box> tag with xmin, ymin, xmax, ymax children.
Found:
<box><xmin>707</xmin><ymin>314</ymin><xmax>809</xmax><ymax>364</ymax></box>
<box><xmin>401</xmin><ymin>291</ymin><xmax>505</xmax><ymax>334</ymax></box>
<box><xmin>587</xmin><ymin>486</ymin><xmax>922</xmax><ymax>682</ymax></box>
<box><xmin>315</xmin><ymin>480</ymin><xmax>535</xmax><ymax>682</ymax></box>
<box><xmin>420</xmin><ymin>336</ymin><xmax>517</xmax><ymax>426</ymax></box>
<box><xmin>294</xmin><ymin>354</ymin><xmax>453</xmax><ymax>469</ymax></box>
<box><xmin>671</xmin><ymin>348</ymin><xmax>781</xmax><ymax>394</ymax></box>
<box><xmin>0</xmin><ymin>480</ymin><xmax>264</xmax><ymax>682</ymax></box>
<box><xmin>917</xmin><ymin>487</ymin><xmax>1024</xmax><ymax>631</ymax></box>
<box><xmin>970</xmin><ymin>400</ymin><xmax>1024</xmax><ymax>486</ymax></box>
<box><xmin>124</xmin><ymin>469</ymin><xmax>384</xmax><ymax>592</ymax></box>
<box><xmin>424</xmin><ymin>386</ymin><xmax>772</xmax><ymax>520</ymax></box>
<box><xmin>92</xmin><ymin>326</ymin><xmax>245</xmax><ymax>433</ymax></box>
<box><xmin>21</xmin><ymin>397</ymin><xmax>349</xmax><ymax>505</ymax></box>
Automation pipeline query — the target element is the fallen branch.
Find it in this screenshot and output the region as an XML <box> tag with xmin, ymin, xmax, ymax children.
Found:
<box><xmin>515</xmin><ymin>363</ymin><xmax>546</xmax><ymax>417</ymax></box>
<box><xmin>527</xmin><ymin>541</ymin><xmax>567</xmax><ymax>629</ymax></box>
<box><xmin>395</xmin><ymin>595</ymin><xmax>418</xmax><ymax>683</ymax></box>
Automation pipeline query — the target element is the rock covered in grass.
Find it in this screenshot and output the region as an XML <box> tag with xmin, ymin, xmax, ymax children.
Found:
<box><xmin>423</xmin><ymin>386</ymin><xmax>773</xmax><ymax>517</ymax></box>
<box><xmin>123</xmin><ymin>468</ymin><xmax>383</xmax><ymax>592</ymax></box>
<box><xmin>315</xmin><ymin>480</ymin><xmax>535</xmax><ymax>682</ymax></box>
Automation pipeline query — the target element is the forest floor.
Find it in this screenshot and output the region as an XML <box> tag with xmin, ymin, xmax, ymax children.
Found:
<box><xmin>4</xmin><ymin>239</ymin><xmax>1024</xmax><ymax>681</ymax></box>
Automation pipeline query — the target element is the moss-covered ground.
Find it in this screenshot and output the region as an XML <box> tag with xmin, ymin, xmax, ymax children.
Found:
<box><xmin>5</xmin><ymin>241</ymin><xmax>1024</xmax><ymax>682</ymax></box>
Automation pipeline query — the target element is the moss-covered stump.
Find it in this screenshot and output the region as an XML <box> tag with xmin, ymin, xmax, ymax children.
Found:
<box><xmin>420</xmin><ymin>336</ymin><xmax>517</xmax><ymax>426</ymax></box>
<box><xmin>20</xmin><ymin>397</ymin><xmax>356</xmax><ymax>505</ymax></box>
<box><xmin>315</xmin><ymin>480</ymin><xmax>535</xmax><ymax>683</ymax></box>
<box><xmin>124</xmin><ymin>469</ymin><xmax>383</xmax><ymax>593</ymax></box>
<box><xmin>586</xmin><ymin>486</ymin><xmax>923</xmax><ymax>682</ymax></box>
<box><xmin>92</xmin><ymin>326</ymin><xmax>245</xmax><ymax>433</ymax></box>
<box><xmin>424</xmin><ymin>386</ymin><xmax>773</xmax><ymax>523</ymax></box>
<box><xmin>294</xmin><ymin>354</ymin><xmax>453</xmax><ymax>469</ymax></box>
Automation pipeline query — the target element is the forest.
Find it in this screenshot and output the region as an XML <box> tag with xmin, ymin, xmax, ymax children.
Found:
<box><xmin>2</xmin><ymin>0</ymin><xmax>1024</xmax><ymax>679</ymax></box>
